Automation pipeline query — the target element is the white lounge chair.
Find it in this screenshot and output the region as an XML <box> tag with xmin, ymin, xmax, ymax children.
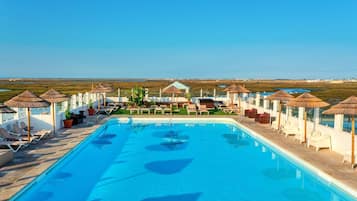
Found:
<box><xmin>18</xmin><ymin>122</ymin><xmax>51</xmax><ymax>141</ymax></box>
<box><xmin>271</xmin><ymin>120</ymin><xmax>278</xmax><ymax>130</ymax></box>
<box><xmin>186</xmin><ymin>104</ymin><xmax>197</xmax><ymax>115</ymax></box>
<box><xmin>198</xmin><ymin>105</ymin><xmax>209</xmax><ymax>115</ymax></box>
<box><xmin>282</xmin><ymin>123</ymin><xmax>300</xmax><ymax>137</ymax></box>
<box><xmin>307</xmin><ymin>131</ymin><xmax>331</xmax><ymax>151</ymax></box>
<box><xmin>0</xmin><ymin>128</ymin><xmax>29</xmax><ymax>142</ymax></box>
<box><xmin>0</xmin><ymin>140</ymin><xmax>28</xmax><ymax>152</ymax></box>
<box><xmin>293</xmin><ymin>131</ymin><xmax>306</xmax><ymax>144</ymax></box>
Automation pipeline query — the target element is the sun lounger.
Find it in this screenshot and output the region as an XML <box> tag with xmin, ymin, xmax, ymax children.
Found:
<box><xmin>307</xmin><ymin>131</ymin><xmax>331</xmax><ymax>151</ymax></box>
<box><xmin>140</xmin><ymin>107</ymin><xmax>151</xmax><ymax>115</ymax></box>
<box><xmin>0</xmin><ymin>140</ymin><xmax>28</xmax><ymax>152</ymax></box>
<box><xmin>18</xmin><ymin>123</ymin><xmax>51</xmax><ymax>142</ymax></box>
<box><xmin>152</xmin><ymin>105</ymin><xmax>163</xmax><ymax>114</ymax></box>
<box><xmin>0</xmin><ymin>128</ymin><xmax>29</xmax><ymax>142</ymax></box>
<box><xmin>128</xmin><ymin>107</ymin><xmax>140</xmax><ymax>115</ymax></box>
<box><xmin>96</xmin><ymin>106</ymin><xmax>114</xmax><ymax>115</ymax></box>
<box><xmin>198</xmin><ymin>105</ymin><xmax>209</xmax><ymax>115</ymax></box>
<box><xmin>282</xmin><ymin>123</ymin><xmax>300</xmax><ymax>137</ymax></box>
<box><xmin>186</xmin><ymin>104</ymin><xmax>197</xmax><ymax>115</ymax></box>
<box><xmin>271</xmin><ymin>120</ymin><xmax>278</xmax><ymax>130</ymax></box>
<box><xmin>161</xmin><ymin>105</ymin><xmax>172</xmax><ymax>115</ymax></box>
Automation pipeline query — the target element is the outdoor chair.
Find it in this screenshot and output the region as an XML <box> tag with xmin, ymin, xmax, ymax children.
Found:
<box><xmin>186</xmin><ymin>104</ymin><xmax>197</xmax><ymax>115</ymax></box>
<box><xmin>0</xmin><ymin>128</ymin><xmax>31</xmax><ymax>142</ymax></box>
<box><xmin>198</xmin><ymin>105</ymin><xmax>210</xmax><ymax>115</ymax></box>
<box><xmin>307</xmin><ymin>131</ymin><xmax>331</xmax><ymax>151</ymax></box>
<box><xmin>18</xmin><ymin>122</ymin><xmax>51</xmax><ymax>141</ymax></box>
<box><xmin>0</xmin><ymin>140</ymin><xmax>28</xmax><ymax>152</ymax></box>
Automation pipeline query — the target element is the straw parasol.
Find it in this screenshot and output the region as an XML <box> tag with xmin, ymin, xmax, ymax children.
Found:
<box><xmin>224</xmin><ymin>84</ymin><xmax>250</xmax><ymax>113</ymax></box>
<box><xmin>266</xmin><ymin>90</ymin><xmax>294</xmax><ymax>130</ymax></box>
<box><xmin>323</xmin><ymin>96</ymin><xmax>357</xmax><ymax>166</ymax></box>
<box><xmin>163</xmin><ymin>86</ymin><xmax>183</xmax><ymax>104</ymax></box>
<box><xmin>0</xmin><ymin>104</ymin><xmax>16</xmax><ymax>113</ymax></box>
<box><xmin>5</xmin><ymin>90</ymin><xmax>50</xmax><ymax>141</ymax></box>
<box><xmin>40</xmin><ymin>89</ymin><xmax>69</xmax><ymax>134</ymax></box>
<box><xmin>287</xmin><ymin>93</ymin><xmax>329</xmax><ymax>143</ymax></box>
<box><xmin>91</xmin><ymin>84</ymin><xmax>114</xmax><ymax>109</ymax></box>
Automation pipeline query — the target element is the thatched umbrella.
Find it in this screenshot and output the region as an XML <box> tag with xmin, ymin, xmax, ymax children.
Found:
<box><xmin>163</xmin><ymin>86</ymin><xmax>183</xmax><ymax>104</ymax></box>
<box><xmin>0</xmin><ymin>104</ymin><xmax>16</xmax><ymax>113</ymax></box>
<box><xmin>91</xmin><ymin>84</ymin><xmax>113</xmax><ymax>109</ymax></box>
<box><xmin>266</xmin><ymin>90</ymin><xmax>294</xmax><ymax>130</ymax></box>
<box><xmin>323</xmin><ymin>96</ymin><xmax>357</xmax><ymax>166</ymax></box>
<box><xmin>287</xmin><ymin>93</ymin><xmax>329</xmax><ymax>143</ymax></box>
<box><xmin>40</xmin><ymin>89</ymin><xmax>69</xmax><ymax>134</ymax></box>
<box><xmin>224</xmin><ymin>84</ymin><xmax>250</xmax><ymax>113</ymax></box>
<box><xmin>5</xmin><ymin>90</ymin><xmax>50</xmax><ymax>141</ymax></box>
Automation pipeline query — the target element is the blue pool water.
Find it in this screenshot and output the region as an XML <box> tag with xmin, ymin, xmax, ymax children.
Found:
<box><xmin>12</xmin><ymin>118</ymin><xmax>356</xmax><ymax>201</ymax></box>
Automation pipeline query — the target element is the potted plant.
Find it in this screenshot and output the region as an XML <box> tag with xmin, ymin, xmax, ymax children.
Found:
<box><xmin>63</xmin><ymin>107</ymin><xmax>73</xmax><ymax>128</ymax></box>
<box><xmin>88</xmin><ymin>99</ymin><xmax>95</xmax><ymax>116</ymax></box>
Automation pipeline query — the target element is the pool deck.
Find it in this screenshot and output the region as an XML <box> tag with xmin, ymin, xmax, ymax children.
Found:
<box><xmin>1</xmin><ymin>115</ymin><xmax>357</xmax><ymax>200</ymax></box>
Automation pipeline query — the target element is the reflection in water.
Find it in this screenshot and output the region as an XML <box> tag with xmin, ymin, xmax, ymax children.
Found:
<box><xmin>141</xmin><ymin>192</ymin><xmax>202</xmax><ymax>201</ymax></box>
<box><xmin>145</xmin><ymin>159</ymin><xmax>193</xmax><ymax>175</ymax></box>
<box><xmin>222</xmin><ymin>134</ymin><xmax>250</xmax><ymax>147</ymax></box>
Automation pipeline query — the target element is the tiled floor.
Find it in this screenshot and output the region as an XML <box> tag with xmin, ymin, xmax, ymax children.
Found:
<box><xmin>0</xmin><ymin>115</ymin><xmax>357</xmax><ymax>200</ymax></box>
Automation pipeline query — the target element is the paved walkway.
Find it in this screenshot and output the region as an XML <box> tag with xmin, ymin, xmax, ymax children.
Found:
<box><xmin>0</xmin><ymin>115</ymin><xmax>357</xmax><ymax>200</ymax></box>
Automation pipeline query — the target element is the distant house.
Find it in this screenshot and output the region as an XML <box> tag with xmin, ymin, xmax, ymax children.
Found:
<box><xmin>163</xmin><ymin>81</ymin><xmax>190</xmax><ymax>93</ymax></box>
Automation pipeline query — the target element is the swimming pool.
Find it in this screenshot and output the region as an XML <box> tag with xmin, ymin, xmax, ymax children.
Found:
<box><xmin>12</xmin><ymin>118</ymin><xmax>356</xmax><ymax>201</ymax></box>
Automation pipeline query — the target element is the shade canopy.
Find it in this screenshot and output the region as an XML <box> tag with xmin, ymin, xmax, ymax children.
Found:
<box><xmin>40</xmin><ymin>89</ymin><xmax>69</xmax><ymax>103</ymax></box>
<box><xmin>287</xmin><ymin>93</ymin><xmax>329</xmax><ymax>108</ymax></box>
<box><xmin>224</xmin><ymin>84</ymin><xmax>250</xmax><ymax>93</ymax></box>
<box><xmin>5</xmin><ymin>90</ymin><xmax>50</xmax><ymax>108</ymax></box>
<box><xmin>266</xmin><ymin>90</ymin><xmax>294</xmax><ymax>102</ymax></box>
<box><xmin>323</xmin><ymin>96</ymin><xmax>357</xmax><ymax>115</ymax></box>
<box><xmin>0</xmin><ymin>104</ymin><xmax>16</xmax><ymax>113</ymax></box>
<box><xmin>91</xmin><ymin>83</ymin><xmax>113</xmax><ymax>93</ymax></box>
<box><xmin>163</xmin><ymin>86</ymin><xmax>183</xmax><ymax>94</ymax></box>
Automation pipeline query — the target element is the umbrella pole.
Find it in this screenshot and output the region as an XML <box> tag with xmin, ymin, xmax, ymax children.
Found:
<box><xmin>352</xmin><ymin>116</ymin><xmax>355</xmax><ymax>166</ymax></box>
<box><xmin>304</xmin><ymin>110</ymin><xmax>307</xmax><ymax>143</ymax></box>
<box><xmin>52</xmin><ymin>103</ymin><xmax>56</xmax><ymax>134</ymax></box>
<box><xmin>27</xmin><ymin>108</ymin><xmax>31</xmax><ymax>142</ymax></box>
<box><xmin>278</xmin><ymin>102</ymin><xmax>282</xmax><ymax>130</ymax></box>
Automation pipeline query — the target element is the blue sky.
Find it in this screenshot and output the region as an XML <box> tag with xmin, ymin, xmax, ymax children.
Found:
<box><xmin>0</xmin><ymin>0</ymin><xmax>356</xmax><ymax>79</ymax></box>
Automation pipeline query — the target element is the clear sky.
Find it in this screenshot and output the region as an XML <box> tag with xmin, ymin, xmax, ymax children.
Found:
<box><xmin>1</xmin><ymin>0</ymin><xmax>356</xmax><ymax>79</ymax></box>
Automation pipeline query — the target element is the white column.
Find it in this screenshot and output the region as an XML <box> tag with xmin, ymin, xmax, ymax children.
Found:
<box><xmin>285</xmin><ymin>105</ymin><xmax>291</xmax><ymax>122</ymax></box>
<box><xmin>263</xmin><ymin>97</ymin><xmax>269</xmax><ymax>112</ymax></box>
<box><xmin>226</xmin><ymin>91</ymin><xmax>230</xmax><ymax>105</ymax></box>
<box><xmin>242</xmin><ymin>93</ymin><xmax>248</xmax><ymax>111</ymax></box>
<box><xmin>313</xmin><ymin>107</ymin><xmax>320</xmax><ymax>131</ymax></box>
<box><xmin>71</xmin><ymin>95</ymin><xmax>77</xmax><ymax>110</ymax></box>
<box><xmin>0</xmin><ymin>113</ymin><xmax>3</xmax><ymax>124</ymax></box>
<box><xmin>334</xmin><ymin>114</ymin><xmax>344</xmax><ymax>132</ymax></box>
<box><xmin>200</xmin><ymin>88</ymin><xmax>203</xmax><ymax>98</ymax></box>
<box><xmin>213</xmin><ymin>88</ymin><xmax>216</xmax><ymax>98</ymax></box>
<box><xmin>78</xmin><ymin>93</ymin><xmax>83</xmax><ymax>107</ymax></box>
<box><xmin>255</xmin><ymin>93</ymin><xmax>260</xmax><ymax>108</ymax></box>
<box><xmin>298</xmin><ymin>107</ymin><xmax>305</xmax><ymax>131</ymax></box>
<box><xmin>13</xmin><ymin>108</ymin><xmax>20</xmax><ymax>120</ymax></box>
<box><xmin>272</xmin><ymin>100</ymin><xmax>279</xmax><ymax>117</ymax></box>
